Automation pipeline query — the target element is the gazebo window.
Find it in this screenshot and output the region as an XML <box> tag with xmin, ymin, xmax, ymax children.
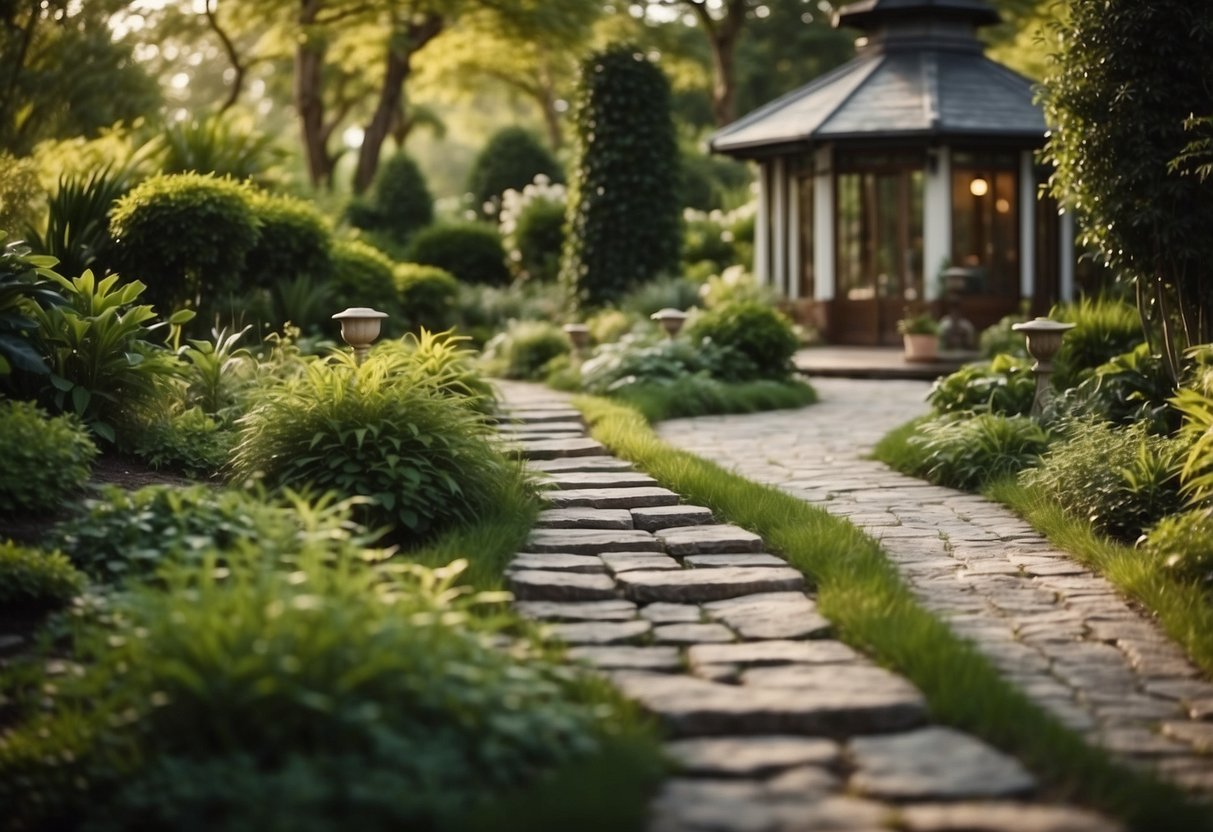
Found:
<box><xmin>836</xmin><ymin>151</ymin><xmax>924</xmax><ymax>302</ymax></box>
<box><xmin>951</xmin><ymin>150</ymin><xmax>1020</xmax><ymax>297</ymax></box>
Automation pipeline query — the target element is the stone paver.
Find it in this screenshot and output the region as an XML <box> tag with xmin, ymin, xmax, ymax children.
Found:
<box><xmin>654</xmin><ymin>376</ymin><xmax>1213</xmax><ymax>792</ymax></box>
<box><xmin>493</xmin><ymin>380</ymin><xmax>1127</xmax><ymax>832</ymax></box>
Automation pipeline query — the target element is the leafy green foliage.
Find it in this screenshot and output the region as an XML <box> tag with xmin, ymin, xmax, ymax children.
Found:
<box><xmin>109</xmin><ymin>173</ymin><xmax>259</xmax><ymax>311</ymax></box>
<box><xmin>928</xmin><ymin>355</ymin><xmax>1036</xmax><ymax>417</ymax></box>
<box><xmin>152</xmin><ymin>114</ymin><xmax>287</xmax><ymax>186</ymax></box>
<box><xmin>328</xmin><ymin>239</ymin><xmax>399</xmax><ymax>319</ymax></box>
<box><xmin>176</xmin><ymin>325</ymin><xmax>254</xmax><ymax>420</ymax></box>
<box><xmin>393</xmin><ymin>262</ymin><xmax>458</xmax><ymax>333</ymax></box>
<box><xmin>243</xmin><ymin>193</ymin><xmax>332</xmax><ymax>292</ymax></box>
<box><xmin>1144</xmin><ymin>508</ymin><xmax>1213</xmax><ymax>585</ymax></box>
<box><xmin>1174</xmin><ymin>371</ymin><xmax>1213</xmax><ymax>507</ymax></box>
<box><xmin>510</xmin><ymin>195</ymin><xmax>565</xmax><ymax>283</ymax></box>
<box><xmin>1041</xmin><ymin>1</ymin><xmax>1213</xmax><ymax>375</ymax></box>
<box><xmin>378</xmin><ymin>329</ymin><xmax>497</xmax><ymax>413</ymax></box>
<box><xmin>28</xmin><ymin>270</ymin><xmax>182</xmax><ymax>443</ymax></box>
<box><xmin>908</xmin><ymin>414</ymin><xmax>1051</xmax><ymax>490</ymax></box>
<box><xmin>678</xmin><ymin>147</ymin><xmax>751</xmax><ymax>212</ymax></box>
<box><xmin>562</xmin><ymin>47</ymin><xmax>681</xmax><ymax>305</ymax></box>
<box><xmin>685</xmin><ymin>300</ymin><xmax>799</xmax><ymax>381</ymax></box>
<box><xmin>349</xmin><ymin>152</ymin><xmax>434</xmax><ymax>246</ymax></box>
<box><xmin>978</xmin><ymin>312</ymin><xmax>1029</xmax><ymax>359</ymax></box>
<box><xmin>129</xmin><ymin>407</ymin><xmax>234</xmax><ymax>479</ymax></box>
<box><xmin>51</xmin><ymin>485</ymin><xmax>370</xmax><ymax>583</ymax></box>
<box><xmin>0</xmin><ymin>400</ymin><xmax>96</xmax><ymax>515</ymax></box>
<box><xmin>0</xmin><ymin>541</ymin><xmax>85</xmax><ymax>611</ymax></box>
<box><xmin>454</xmin><ymin>280</ymin><xmax>568</xmax><ymax>345</ymax></box>
<box><xmin>24</xmin><ymin>165</ymin><xmax>130</xmax><ymax>279</ymax></box>
<box><xmin>0</xmin><ymin>235</ymin><xmax>64</xmax><ymax>380</ymax></box>
<box><xmin>1046</xmin><ymin>344</ymin><xmax>1177</xmax><ymax>433</ymax></box>
<box><xmin>619</xmin><ymin>275</ymin><xmax>702</xmax><ymax>318</ymax></box>
<box><xmin>467</xmin><ymin>127</ymin><xmax>563</xmax><ymax>216</ymax></box>
<box><xmin>229</xmin><ymin>351</ymin><xmax>514</xmax><ymax>542</ymax></box>
<box><xmin>481</xmin><ymin>319</ymin><xmax>571</xmax><ymax>380</ymax></box>
<box><xmin>613</xmin><ymin>375</ymin><xmax>817</xmax><ymax>422</ymax></box>
<box><xmin>1020</xmin><ymin>420</ymin><xmax>1187</xmax><ymax>542</ymax></box>
<box><xmin>0</xmin><ymin>553</ymin><xmax>627</xmax><ymax>832</ymax></box>
<box><xmin>407</xmin><ymin>221</ymin><xmax>510</xmax><ymax>287</ymax></box>
<box><xmin>0</xmin><ymin>152</ymin><xmax>41</xmax><ymax>236</ymax></box>
<box><xmin>1052</xmin><ymin>297</ymin><xmax>1145</xmax><ymax>388</ymax></box>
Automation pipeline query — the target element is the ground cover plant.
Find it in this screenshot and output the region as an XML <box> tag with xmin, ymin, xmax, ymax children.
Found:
<box><xmin>576</xmin><ymin>394</ymin><xmax>1213</xmax><ymax>832</ymax></box>
<box><xmin>0</xmin><ymin>400</ymin><xmax>97</xmax><ymax>514</ymax></box>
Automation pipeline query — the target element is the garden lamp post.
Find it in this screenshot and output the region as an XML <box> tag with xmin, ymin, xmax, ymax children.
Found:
<box><xmin>562</xmin><ymin>323</ymin><xmax>590</xmax><ymax>359</ymax></box>
<box><xmin>1012</xmin><ymin>317</ymin><xmax>1075</xmax><ymax>417</ymax></box>
<box><xmin>332</xmin><ymin>307</ymin><xmax>388</xmax><ymax>366</ymax></box>
<box><xmin>651</xmin><ymin>308</ymin><xmax>687</xmax><ymax>339</ymax></box>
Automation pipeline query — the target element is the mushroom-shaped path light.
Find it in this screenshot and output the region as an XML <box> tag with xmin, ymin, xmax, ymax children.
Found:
<box><xmin>332</xmin><ymin>307</ymin><xmax>388</xmax><ymax>366</ymax></box>
<box><xmin>1011</xmin><ymin>317</ymin><xmax>1075</xmax><ymax>416</ymax></box>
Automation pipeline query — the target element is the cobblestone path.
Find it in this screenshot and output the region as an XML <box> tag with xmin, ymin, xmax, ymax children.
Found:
<box><xmin>495</xmin><ymin>380</ymin><xmax>1119</xmax><ymax>832</ymax></box>
<box><xmin>655</xmin><ymin>377</ymin><xmax>1213</xmax><ymax>797</ymax></box>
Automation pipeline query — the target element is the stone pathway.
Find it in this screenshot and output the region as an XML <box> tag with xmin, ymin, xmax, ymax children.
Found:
<box><xmin>654</xmin><ymin>377</ymin><xmax>1213</xmax><ymax>795</ymax></box>
<box><xmin>494</xmin><ymin>380</ymin><xmax>1119</xmax><ymax>832</ymax></box>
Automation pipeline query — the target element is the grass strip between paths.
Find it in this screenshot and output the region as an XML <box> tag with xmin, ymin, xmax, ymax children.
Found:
<box><xmin>575</xmin><ymin>394</ymin><xmax>1212</xmax><ymax>832</ymax></box>
<box><xmin>609</xmin><ymin>377</ymin><xmax>818</xmax><ymax>423</ymax></box>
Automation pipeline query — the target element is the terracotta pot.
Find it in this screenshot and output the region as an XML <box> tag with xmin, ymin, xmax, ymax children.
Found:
<box><xmin>903</xmin><ymin>333</ymin><xmax>938</xmax><ymax>363</ymax></box>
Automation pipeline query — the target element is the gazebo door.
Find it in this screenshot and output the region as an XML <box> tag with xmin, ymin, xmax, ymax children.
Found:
<box><xmin>834</xmin><ymin>160</ymin><xmax>924</xmax><ymax>345</ymax></box>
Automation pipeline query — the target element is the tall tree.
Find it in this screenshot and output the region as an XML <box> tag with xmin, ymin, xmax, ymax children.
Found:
<box><xmin>1041</xmin><ymin>0</ymin><xmax>1213</xmax><ymax>379</ymax></box>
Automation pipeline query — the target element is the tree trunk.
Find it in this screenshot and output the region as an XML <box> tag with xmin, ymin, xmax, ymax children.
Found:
<box><xmin>538</xmin><ymin>63</ymin><xmax>563</xmax><ymax>150</ymax></box>
<box><xmin>708</xmin><ymin>22</ymin><xmax>743</xmax><ymax>126</ymax></box>
<box><xmin>294</xmin><ymin>0</ymin><xmax>333</xmax><ymax>188</ymax></box>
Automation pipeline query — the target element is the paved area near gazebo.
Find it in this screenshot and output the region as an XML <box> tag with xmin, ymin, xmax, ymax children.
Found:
<box><xmin>493</xmin><ymin>380</ymin><xmax>1127</xmax><ymax>832</ymax></box>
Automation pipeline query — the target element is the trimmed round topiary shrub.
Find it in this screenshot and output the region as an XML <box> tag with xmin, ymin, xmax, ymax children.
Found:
<box><xmin>229</xmin><ymin>354</ymin><xmax>513</xmax><ymax>542</ymax></box>
<box><xmin>328</xmin><ymin>239</ymin><xmax>399</xmax><ymax>318</ymax></box>
<box><xmin>467</xmin><ymin>127</ymin><xmax>563</xmax><ymax>217</ymax></box>
<box><xmin>685</xmin><ymin>300</ymin><xmax>799</xmax><ymax>380</ymax></box>
<box><xmin>109</xmin><ymin>172</ymin><xmax>259</xmax><ymax>310</ymax></box>
<box><xmin>407</xmin><ymin>222</ymin><xmax>509</xmax><ymax>287</ymax></box>
<box><xmin>243</xmin><ymin>192</ymin><xmax>332</xmax><ymax>291</ymax></box>
<box><xmin>351</xmin><ymin>152</ymin><xmax>434</xmax><ymax>245</ymax></box>
<box><xmin>512</xmin><ymin>196</ymin><xmax>565</xmax><ymax>283</ymax></box>
<box><xmin>0</xmin><ymin>400</ymin><xmax>97</xmax><ymax>515</ymax></box>
<box><xmin>393</xmin><ymin>262</ymin><xmax>458</xmax><ymax>333</ymax></box>
<box><xmin>0</xmin><ymin>542</ymin><xmax>86</xmax><ymax>612</ymax></box>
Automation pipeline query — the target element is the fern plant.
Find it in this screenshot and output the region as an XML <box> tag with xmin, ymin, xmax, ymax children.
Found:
<box><xmin>1174</xmin><ymin>372</ymin><xmax>1213</xmax><ymax>507</ymax></box>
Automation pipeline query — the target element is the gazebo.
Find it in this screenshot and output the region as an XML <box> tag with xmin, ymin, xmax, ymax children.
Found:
<box><xmin>709</xmin><ymin>0</ymin><xmax>1075</xmax><ymax>345</ymax></box>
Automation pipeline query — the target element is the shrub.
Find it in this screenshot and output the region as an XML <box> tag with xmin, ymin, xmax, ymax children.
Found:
<box><xmin>328</xmin><ymin>239</ymin><xmax>399</xmax><ymax>319</ymax></box>
<box><xmin>679</xmin><ymin>148</ymin><xmax>751</xmax><ymax>212</ymax></box>
<box><xmin>562</xmin><ymin>47</ymin><xmax>681</xmax><ymax>305</ymax></box>
<box><xmin>1020</xmin><ymin>419</ymin><xmax>1187</xmax><ymax>542</ymax></box>
<box><xmin>393</xmin><ymin>263</ymin><xmax>458</xmax><ymax>333</ymax></box>
<box><xmin>0</xmin><ymin>152</ymin><xmax>41</xmax><ymax>237</ymax></box>
<box><xmin>153</xmin><ymin>114</ymin><xmax>287</xmax><ymax>186</ymax></box>
<box><xmin>0</xmin><ymin>542</ymin><xmax>86</xmax><ymax>611</ymax></box>
<box><xmin>619</xmin><ymin>275</ymin><xmax>702</xmax><ymax>318</ymax></box>
<box><xmin>1145</xmin><ymin>508</ymin><xmax>1213</xmax><ymax>584</ymax></box>
<box><xmin>682</xmin><ymin>212</ymin><xmax>739</xmax><ymax>274</ymax></box>
<box><xmin>1045</xmin><ymin>343</ymin><xmax>1177</xmax><ymax>433</ymax></box>
<box><xmin>1174</xmin><ymin>371</ymin><xmax>1213</xmax><ymax>506</ymax></box>
<box><xmin>698</xmin><ymin>266</ymin><xmax>776</xmax><ymax>310</ymax></box>
<box><xmin>685</xmin><ymin>300</ymin><xmax>799</xmax><ymax>381</ymax></box>
<box><xmin>270</xmin><ymin>274</ymin><xmax>334</xmax><ymax>335</ymax></box>
<box><xmin>578</xmin><ymin>333</ymin><xmax>714</xmax><ymax>394</ymax></box>
<box><xmin>51</xmin><ymin>485</ymin><xmax>371</xmax><ymax>582</ymax></box>
<box><xmin>510</xmin><ymin>194</ymin><xmax>565</xmax><ymax>283</ymax></box>
<box><xmin>0</xmin><ymin>556</ymin><xmax>624</xmax><ymax>832</ymax></box>
<box><xmin>587</xmin><ymin>308</ymin><xmax>637</xmax><ymax>345</ymax></box>
<box><xmin>978</xmin><ymin>312</ymin><xmax>1029</xmax><ymax>359</ymax></box>
<box><xmin>376</xmin><ymin>329</ymin><xmax>496</xmax><ymax>413</ymax></box>
<box><xmin>29</xmin><ymin>270</ymin><xmax>183</xmax><ymax>443</ymax></box>
<box><xmin>480</xmin><ymin>319</ymin><xmax>571</xmax><ymax>380</ymax></box>
<box><xmin>25</xmin><ymin>165</ymin><xmax>130</xmax><ymax>278</ymax></box>
<box><xmin>454</xmin><ymin>281</ymin><xmax>568</xmax><ymax>345</ymax></box>
<box><xmin>109</xmin><ymin>172</ymin><xmax>259</xmax><ymax>311</ymax></box>
<box><xmin>128</xmin><ymin>407</ymin><xmax>234</xmax><ymax>478</ymax></box>
<box><xmin>612</xmin><ymin>375</ymin><xmax>817</xmax><ymax>422</ymax></box>
<box><xmin>229</xmin><ymin>353</ymin><xmax>514</xmax><ymax>541</ymax></box>
<box><xmin>1051</xmin><ymin>296</ymin><xmax>1145</xmax><ymax>388</ymax></box>
<box><xmin>0</xmin><ymin>400</ymin><xmax>97</xmax><ymax>514</ymax></box>
<box><xmin>407</xmin><ymin>222</ymin><xmax>510</xmax><ymax>287</ymax></box>
<box><xmin>928</xmin><ymin>354</ymin><xmax>1037</xmax><ymax>417</ymax></box>
<box><xmin>176</xmin><ymin>325</ymin><xmax>254</xmax><ymax>420</ymax></box>
<box><xmin>351</xmin><ymin>152</ymin><xmax>434</xmax><ymax>245</ymax></box>
<box><xmin>243</xmin><ymin>192</ymin><xmax>332</xmax><ymax>292</ymax></box>
<box><xmin>909</xmin><ymin>414</ymin><xmax>1051</xmax><ymax>490</ymax></box>
<box><xmin>0</xmin><ymin>235</ymin><xmax>64</xmax><ymax>382</ymax></box>
<box><xmin>467</xmin><ymin>127</ymin><xmax>563</xmax><ymax>217</ymax></box>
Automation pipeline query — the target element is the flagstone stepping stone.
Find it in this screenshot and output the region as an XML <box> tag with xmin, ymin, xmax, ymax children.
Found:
<box><xmin>640</xmin><ymin>602</ymin><xmax>703</xmax><ymax>624</ymax></box>
<box><xmin>534</xmin><ymin>508</ymin><xmax>634</xmax><ymax>530</ymax></box>
<box><xmin>506</xmin><ymin>553</ymin><xmax>604</xmax><ymax>573</ymax></box>
<box><xmin>848</xmin><ymin>727</ymin><xmax>1036</xmax><ymax>800</ymax></box>
<box><xmin>500</xmin><ymin>408</ymin><xmax>583</xmax><ymax>424</ymax></box>
<box><xmin>544</xmin><ymin>471</ymin><xmax>660</xmax><ymax>490</ymax></box>
<box><xmin>684</xmin><ymin>553</ymin><xmax>789</xmax><ymax>569</ymax></box>
<box><xmin>508</xmin><ymin>570</ymin><xmax>617</xmax><ymax>602</ymax></box>
<box><xmin>511</xmin><ymin>437</ymin><xmax>607</xmax><ymax>460</ymax></box>
<box><xmin>897</xmin><ymin>802</ymin><xmax>1119</xmax><ymax>832</ymax></box>
<box><xmin>631</xmin><ymin>504</ymin><xmax>715</xmax><ymax>532</ymax></box>
<box><xmin>688</xmin><ymin>640</ymin><xmax>860</xmax><ymax>669</ymax></box>
<box><xmin>527</xmin><ymin>528</ymin><xmax>662</xmax><ymax>555</ymax></box>
<box><xmin>601</xmin><ymin>553</ymin><xmax>682</xmax><ymax>573</ymax></box>
<box><xmin>514</xmin><ymin>599</ymin><xmax>638</xmax><ymax>621</ymax></box>
<box><xmin>618</xmin><ymin>567</ymin><xmax>805</xmax><ymax>603</ymax></box>
<box><xmin>496</xmin><ymin>421</ymin><xmax>585</xmax><ymax>434</ymax></box>
<box><xmin>546</xmin><ymin>487</ymin><xmax>682</xmax><ymax>510</ymax></box>
<box><xmin>567</xmin><ymin>645</ymin><xmax>682</xmax><ymax>672</ymax></box>
<box><xmin>664</xmin><ymin>736</ymin><xmax>840</xmax><ymax>776</ymax></box>
<box><xmin>549</xmin><ymin>620</ymin><xmax>653</xmax><ymax>645</ymax></box>
<box><xmin>741</xmin><ymin>664</ymin><xmax>921</xmax><ymax>700</ymax></box>
<box><xmin>705</xmin><ymin>592</ymin><xmax>831</xmax><ymax>640</ymax></box>
<box><xmin>653</xmin><ymin>623</ymin><xmax>735</xmax><ymax>644</ymax></box>
<box><xmin>765</xmin><ymin>765</ymin><xmax>842</xmax><ymax>796</ymax></box>
<box><xmin>528</xmin><ymin>456</ymin><xmax>634</xmax><ymax>473</ymax></box>
<box><xmin>612</xmin><ymin>671</ymin><xmax>927</xmax><ymax>737</ymax></box>
<box><xmin>651</xmin><ymin>787</ymin><xmax>890</xmax><ymax>832</ymax></box>
<box><xmin>658</xmin><ymin>524</ymin><xmax>764</xmax><ymax>556</ymax></box>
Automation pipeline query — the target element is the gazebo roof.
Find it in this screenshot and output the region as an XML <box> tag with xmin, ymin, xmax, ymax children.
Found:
<box><xmin>710</xmin><ymin>0</ymin><xmax>1044</xmax><ymax>158</ymax></box>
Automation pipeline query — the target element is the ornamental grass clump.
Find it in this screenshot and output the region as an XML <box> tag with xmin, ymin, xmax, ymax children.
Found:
<box><xmin>230</xmin><ymin>349</ymin><xmax>514</xmax><ymax>542</ymax></box>
<box><xmin>0</xmin><ymin>400</ymin><xmax>97</xmax><ymax>514</ymax></box>
<box><xmin>909</xmin><ymin>413</ymin><xmax>1051</xmax><ymax>491</ymax></box>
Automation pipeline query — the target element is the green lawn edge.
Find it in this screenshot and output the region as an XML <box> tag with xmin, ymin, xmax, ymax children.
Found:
<box><xmin>574</xmin><ymin>394</ymin><xmax>1211</xmax><ymax>832</ymax></box>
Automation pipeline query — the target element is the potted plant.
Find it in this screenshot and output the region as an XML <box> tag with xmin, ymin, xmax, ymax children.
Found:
<box><xmin>898</xmin><ymin>313</ymin><xmax>940</xmax><ymax>362</ymax></box>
